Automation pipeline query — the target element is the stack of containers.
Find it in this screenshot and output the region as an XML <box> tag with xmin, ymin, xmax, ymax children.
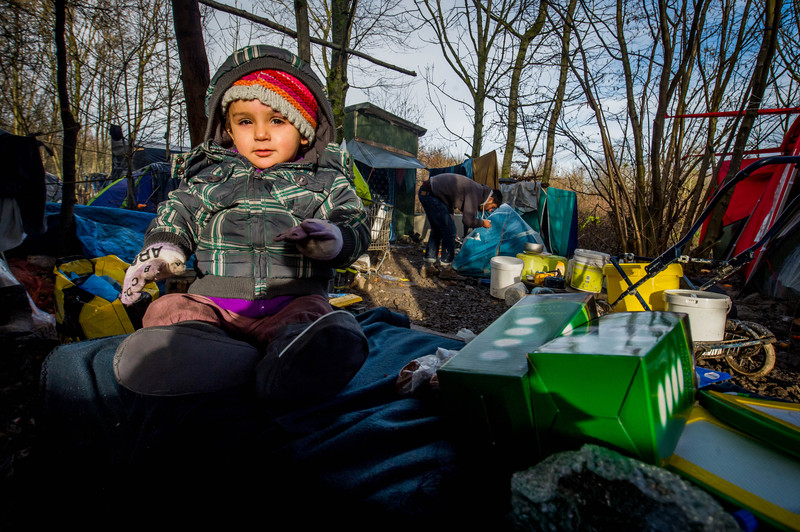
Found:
<box><xmin>437</xmin><ymin>292</ymin><xmax>597</xmax><ymax>465</ymax></box>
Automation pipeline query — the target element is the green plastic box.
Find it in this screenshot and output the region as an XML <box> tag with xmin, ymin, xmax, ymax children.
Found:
<box><xmin>437</xmin><ymin>292</ymin><xmax>597</xmax><ymax>465</ymax></box>
<box><xmin>527</xmin><ymin>311</ymin><xmax>695</xmax><ymax>465</ymax></box>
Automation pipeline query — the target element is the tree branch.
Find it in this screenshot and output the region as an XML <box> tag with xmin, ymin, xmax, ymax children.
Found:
<box><xmin>198</xmin><ymin>0</ymin><xmax>416</xmax><ymax>77</ymax></box>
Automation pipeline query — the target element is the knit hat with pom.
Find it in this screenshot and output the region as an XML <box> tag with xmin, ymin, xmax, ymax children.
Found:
<box><xmin>221</xmin><ymin>69</ymin><xmax>319</xmax><ymax>143</ymax></box>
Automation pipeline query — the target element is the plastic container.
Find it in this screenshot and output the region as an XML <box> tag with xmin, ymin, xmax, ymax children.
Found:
<box><xmin>490</xmin><ymin>256</ymin><xmax>524</xmax><ymax>299</ymax></box>
<box><xmin>604</xmin><ymin>262</ymin><xmax>684</xmax><ymax>311</ymax></box>
<box><xmin>663</xmin><ymin>289</ymin><xmax>731</xmax><ymax>342</ymax></box>
<box><xmin>517</xmin><ymin>243</ymin><xmax>567</xmax><ymax>279</ymax></box>
<box><xmin>567</xmin><ymin>249</ymin><xmax>610</xmax><ymax>293</ymax></box>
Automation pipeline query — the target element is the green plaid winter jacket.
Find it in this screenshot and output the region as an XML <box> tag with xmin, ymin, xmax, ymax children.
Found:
<box><xmin>143</xmin><ymin>44</ymin><xmax>370</xmax><ymax>301</ymax></box>
<box><xmin>144</xmin><ymin>140</ymin><xmax>370</xmax><ymax>300</ymax></box>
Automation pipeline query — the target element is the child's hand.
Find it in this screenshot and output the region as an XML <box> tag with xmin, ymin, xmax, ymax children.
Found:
<box><xmin>275</xmin><ymin>219</ymin><xmax>343</xmax><ymax>261</ymax></box>
<box><xmin>121</xmin><ymin>243</ymin><xmax>186</xmax><ymax>305</ymax></box>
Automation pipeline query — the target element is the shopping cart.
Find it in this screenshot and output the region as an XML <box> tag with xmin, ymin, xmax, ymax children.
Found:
<box><xmin>366</xmin><ymin>201</ymin><xmax>393</xmax><ymax>272</ymax></box>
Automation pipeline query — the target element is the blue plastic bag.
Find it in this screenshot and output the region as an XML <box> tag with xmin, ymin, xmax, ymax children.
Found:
<box><xmin>453</xmin><ymin>203</ymin><xmax>545</xmax><ymax>277</ymax></box>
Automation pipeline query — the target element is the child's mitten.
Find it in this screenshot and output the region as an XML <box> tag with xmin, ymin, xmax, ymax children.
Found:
<box><xmin>121</xmin><ymin>243</ymin><xmax>186</xmax><ymax>305</ymax></box>
<box><xmin>275</xmin><ymin>219</ymin><xmax>343</xmax><ymax>261</ymax></box>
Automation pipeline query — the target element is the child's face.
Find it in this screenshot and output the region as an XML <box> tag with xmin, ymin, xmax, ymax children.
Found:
<box><xmin>226</xmin><ymin>99</ymin><xmax>309</xmax><ymax>169</ymax></box>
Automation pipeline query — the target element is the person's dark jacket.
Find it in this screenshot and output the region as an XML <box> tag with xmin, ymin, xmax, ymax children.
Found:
<box><xmin>144</xmin><ymin>45</ymin><xmax>370</xmax><ymax>300</ymax></box>
<box><xmin>429</xmin><ymin>173</ymin><xmax>492</xmax><ymax>229</ymax></box>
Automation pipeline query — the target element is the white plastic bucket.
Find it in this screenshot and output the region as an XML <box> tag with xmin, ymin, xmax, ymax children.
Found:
<box><xmin>490</xmin><ymin>256</ymin><xmax>524</xmax><ymax>299</ymax></box>
<box><xmin>567</xmin><ymin>249</ymin><xmax>610</xmax><ymax>293</ymax></box>
<box><xmin>663</xmin><ymin>289</ymin><xmax>731</xmax><ymax>342</ymax></box>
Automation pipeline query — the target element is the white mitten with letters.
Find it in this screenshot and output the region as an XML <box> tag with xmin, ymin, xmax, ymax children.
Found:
<box><xmin>121</xmin><ymin>243</ymin><xmax>186</xmax><ymax>305</ymax></box>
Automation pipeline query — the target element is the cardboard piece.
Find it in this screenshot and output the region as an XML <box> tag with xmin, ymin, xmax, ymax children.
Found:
<box><xmin>667</xmin><ymin>406</ymin><xmax>800</xmax><ymax>531</ymax></box>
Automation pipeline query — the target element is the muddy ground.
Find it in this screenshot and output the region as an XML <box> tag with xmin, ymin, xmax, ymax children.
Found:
<box><xmin>1</xmin><ymin>239</ymin><xmax>799</xmax><ymax>489</ymax></box>
<box><xmin>350</xmin><ymin>239</ymin><xmax>800</xmax><ymax>403</ymax></box>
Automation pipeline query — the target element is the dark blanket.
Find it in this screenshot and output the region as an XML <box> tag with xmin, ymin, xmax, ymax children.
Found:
<box><xmin>36</xmin><ymin>307</ymin><xmax>514</xmax><ymax>529</ymax></box>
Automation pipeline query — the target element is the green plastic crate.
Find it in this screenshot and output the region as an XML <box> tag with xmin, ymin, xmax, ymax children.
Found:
<box><xmin>437</xmin><ymin>292</ymin><xmax>597</xmax><ymax>465</ymax></box>
<box><xmin>527</xmin><ymin>311</ymin><xmax>695</xmax><ymax>465</ymax></box>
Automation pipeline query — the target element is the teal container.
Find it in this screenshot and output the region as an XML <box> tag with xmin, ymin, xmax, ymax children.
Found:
<box><xmin>527</xmin><ymin>311</ymin><xmax>695</xmax><ymax>465</ymax></box>
<box><xmin>438</xmin><ymin>292</ymin><xmax>597</xmax><ymax>466</ymax></box>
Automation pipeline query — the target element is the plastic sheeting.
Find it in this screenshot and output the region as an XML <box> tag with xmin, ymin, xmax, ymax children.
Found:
<box><xmin>501</xmin><ymin>181</ymin><xmax>541</xmax><ymax>215</ymax></box>
<box><xmin>345</xmin><ymin>140</ymin><xmax>427</xmax><ymax>169</ymax></box>
<box><xmin>45</xmin><ymin>202</ymin><xmax>155</xmax><ymax>264</ymax></box>
<box><xmin>453</xmin><ymin>203</ymin><xmax>545</xmax><ymax>276</ymax></box>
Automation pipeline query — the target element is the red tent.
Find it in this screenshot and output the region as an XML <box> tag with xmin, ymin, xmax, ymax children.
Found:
<box><xmin>694</xmin><ymin>111</ymin><xmax>800</xmax><ymax>286</ymax></box>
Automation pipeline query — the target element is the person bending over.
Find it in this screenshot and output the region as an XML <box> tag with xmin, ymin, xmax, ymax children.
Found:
<box><xmin>417</xmin><ymin>172</ymin><xmax>502</xmax><ymax>279</ymax></box>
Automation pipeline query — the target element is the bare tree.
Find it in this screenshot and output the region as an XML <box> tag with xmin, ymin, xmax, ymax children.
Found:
<box><xmin>699</xmin><ymin>0</ymin><xmax>784</xmax><ymax>253</ymax></box>
<box><xmin>555</xmin><ymin>0</ymin><xmax>777</xmax><ymax>257</ymax></box>
<box><xmin>55</xmin><ymin>0</ymin><xmax>80</xmax><ymax>253</ymax></box>
<box><xmin>327</xmin><ymin>0</ymin><xmax>357</xmax><ymax>141</ymax></box>
<box><xmin>677</xmin><ymin>0</ymin><xmax>756</xmax><ymax>241</ymax></box>
<box><xmin>541</xmin><ymin>0</ymin><xmax>578</xmax><ymax>186</ymax></box>
<box><xmin>482</xmin><ymin>0</ymin><xmax>548</xmax><ymax>178</ymax></box>
<box><xmin>172</xmin><ymin>0</ymin><xmax>210</xmax><ymax>146</ymax></box>
<box><xmin>414</xmin><ymin>0</ymin><xmax>517</xmax><ymax>158</ymax></box>
<box><xmin>295</xmin><ymin>0</ymin><xmax>311</xmax><ymax>62</ymax></box>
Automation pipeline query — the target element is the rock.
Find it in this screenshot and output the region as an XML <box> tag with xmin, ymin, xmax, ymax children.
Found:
<box><xmin>508</xmin><ymin>444</ymin><xmax>740</xmax><ymax>531</ymax></box>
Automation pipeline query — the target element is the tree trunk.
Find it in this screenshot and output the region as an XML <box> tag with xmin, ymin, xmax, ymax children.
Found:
<box><xmin>327</xmin><ymin>0</ymin><xmax>355</xmax><ymax>143</ymax></box>
<box><xmin>172</xmin><ymin>0</ymin><xmax>210</xmax><ymax>147</ymax></box>
<box><xmin>699</xmin><ymin>0</ymin><xmax>782</xmax><ymax>253</ymax></box>
<box><xmin>55</xmin><ymin>0</ymin><xmax>80</xmax><ymax>256</ymax></box>
<box><xmin>616</xmin><ymin>0</ymin><xmax>648</xmax><ymax>250</ymax></box>
<box><xmin>541</xmin><ymin>0</ymin><xmax>576</xmax><ymax>185</ymax></box>
<box><xmin>501</xmin><ymin>1</ymin><xmax>547</xmax><ymax>179</ymax></box>
<box><xmin>295</xmin><ymin>0</ymin><xmax>311</xmax><ymax>63</ymax></box>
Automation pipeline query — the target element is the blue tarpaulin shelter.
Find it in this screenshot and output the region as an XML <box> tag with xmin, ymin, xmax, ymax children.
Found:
<box><xmin>453</xmin><ymin>204</ymin><xmax>545</xmax><ymax>276</ymax></box>
<box><xmin>45</xmin><ymin>202</ymin><xmax>154</xmax><ymax>264</ymax></box>
<box><xmin>89</xmin><ymin>162</ymin><xmax>178</xmax><ymax>213</ymax></box>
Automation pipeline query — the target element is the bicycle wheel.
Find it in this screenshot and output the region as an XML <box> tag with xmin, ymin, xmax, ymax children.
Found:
<box><xmin>724</xmin><ymin>321</ymin><xmax>777</xmax><ymax>377</ymax></box>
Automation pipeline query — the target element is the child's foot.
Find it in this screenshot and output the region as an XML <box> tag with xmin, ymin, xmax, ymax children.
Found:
<box><xmin>114</xmin><ymin>321</ymin><xmax>260</xmax><ymax>396</ymax></box>
<box><xmin>255</xmin><ymin>311</ymin><xmax>368</xmax><ymax>411</ymax></box>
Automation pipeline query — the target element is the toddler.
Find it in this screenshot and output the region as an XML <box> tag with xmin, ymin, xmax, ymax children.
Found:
<box><xmin>116</xmin><ymin>45</ymin><xmax>371</xmax><ymax>411</ymax></box>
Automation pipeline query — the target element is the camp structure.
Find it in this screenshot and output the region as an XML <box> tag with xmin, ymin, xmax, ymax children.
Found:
<box><xmin>344</xmin><ymin>103</ymin><xmax>427</xmax><ymax>241</ymax></box>
<box><xmin>426</xmin><ymin>150</ymin><xmax>577</xmax><ymax>258</ymax></box>
<box><xmin>110</xmin><ymin>126</ymin><xmax>187</xmax><ymax>182</ymax></box>
<box><xmin>88</xmin><ymin>162</ymin><xmax>180</xmax><ymax>213</ymax></box>
<box><xmin>697</xmin><ymin>109</ymin><xmax>800</xmax><ymax>299</ymax></box>
<box><xmin>498</xmin><ymin>179</ymin><xmax>578</xmax><ymax>259</ymax></box>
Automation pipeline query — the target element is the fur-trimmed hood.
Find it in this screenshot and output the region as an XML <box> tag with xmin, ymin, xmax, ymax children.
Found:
<box><xmin>204</xmin><ymin>45</ymin><xmax>336</xmax><ymax>164</ymax></box>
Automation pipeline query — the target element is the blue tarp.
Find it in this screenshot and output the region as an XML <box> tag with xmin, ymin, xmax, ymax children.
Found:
<box><xmin>46</xmin><ymin>202</ymin><xmax>154</xmax><ymax>264</ymax></box>
<box><xmin>453</xmin><ymin>203</ymin><xmax>545</xmax><ymax>276</ymax></box>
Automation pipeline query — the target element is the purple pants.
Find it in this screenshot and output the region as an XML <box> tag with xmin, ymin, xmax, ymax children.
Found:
<box><xmin>142</xmin><ymin>293</ymin><xmax>333</xmax><ymax>345</ymax></box>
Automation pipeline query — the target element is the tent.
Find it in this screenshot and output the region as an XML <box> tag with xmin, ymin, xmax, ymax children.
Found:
<box><xmin>499</xmin><ymin>180</ymin><xmax>578</xmax><ymax>258</ymax></box>
<box><xmin>88</xmin><ymin>162</ymin><xmax>179</xmax><ymax>213</ymax></box>
<box><xmin>698</xmin><ymin>111</ymin><xmax>800</xmax><ymax>299</ymax></box>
